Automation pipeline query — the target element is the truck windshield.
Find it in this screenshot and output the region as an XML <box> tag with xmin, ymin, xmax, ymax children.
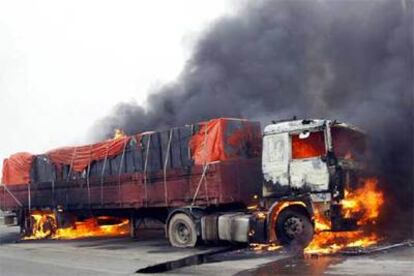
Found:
<box><xmin>331</xmin><ymin>126</ymin><xmax>366</xmax><ymax>160</ymax></box>
<box><xmin>291</xmin><ymin>131</ymin><xmax>325</xmax><ymax>159</ymax></box>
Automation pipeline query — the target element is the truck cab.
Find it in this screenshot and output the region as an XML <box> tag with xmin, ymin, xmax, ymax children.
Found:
<box><xmin>262</xmin><ymin>119</ymin><xmax>366</xmax><ymax>197</ymax></box>
<box><xmin>260</xmin><ymin>119</ymin><xmax>367</xmax><ymax>246</ymax></box>
<box><xmin>196</xmin><ymin>119</ymin><xmax>368</xmax><ymax>249</ymax></box>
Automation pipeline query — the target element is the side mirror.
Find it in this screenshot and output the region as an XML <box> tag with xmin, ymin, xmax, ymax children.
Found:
<box><xmin>299</xmin><ymin>131</ymin><xmax>310</xmax><ymax>139</ymax></box>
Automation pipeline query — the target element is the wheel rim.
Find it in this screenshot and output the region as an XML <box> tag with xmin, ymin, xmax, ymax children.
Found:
<box><xmin>283</xmin><ymin>216</ymin><xmax>304</xmax><ymax>238</ymax></box>
<box><xmin>175</xmin><ymin>222</ymin><xmax>191</xmax><ymax>244</ymax></box>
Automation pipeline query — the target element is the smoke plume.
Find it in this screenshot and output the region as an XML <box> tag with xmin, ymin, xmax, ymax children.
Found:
<box><xmin>92</xmin><ymin>1</ymin><xmax>413</xmax><ymax>235</ymax></box>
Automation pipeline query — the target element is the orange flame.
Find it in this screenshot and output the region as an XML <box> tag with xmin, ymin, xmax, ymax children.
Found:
<box><xmin>24</xmin><ymin>211</ymin><xmax>129</xmax><ymax>240</ymax></box>
<box><xmin>251</xmin><ymin>243</ymin><xmax>282</xmax><ymax>252</ymax></box>
<box><xmin>341</xmin><ymin>178</ymin><xmax>384</xmax><ymax>224</ymax></box>
<box><xmin>113</xmin><ymin>128</ymin><xmax>126</xmax><ymax>139</ymax></box>
<box><xmin>305</xmin><ymin>178</ymin><xmax>384</xmax><ymax>254</ymax></box>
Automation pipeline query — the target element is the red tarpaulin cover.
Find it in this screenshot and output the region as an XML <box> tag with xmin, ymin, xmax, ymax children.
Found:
<box><xmin>1</xmin><ymin>137</ymin><xmax>131</xmax><ymax>185</ymax></box>
<box><xmin>190</xmin><ymin>118</ymin><xmax>261</xmax><ymax>165</ymax></box>
<box><xmin>47</xmin><ymin>136</ymin><xmax>131</xmax><ymax>172</ymax></box>
<box><xmin>1</xmin><ymin>152</ymin><xmax>34</xmax><ymax>185</ymax></box>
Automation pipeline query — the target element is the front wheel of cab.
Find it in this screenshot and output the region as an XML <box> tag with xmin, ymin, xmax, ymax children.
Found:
<box><xmin>168</xmin><ymin>213</ymin><xmax>197</xmax><ymax>248</ymax></box>
<box><xmin>276</xmin><ymin>208</ymin><xmax>314</xmax><ymax>248</ymax></box>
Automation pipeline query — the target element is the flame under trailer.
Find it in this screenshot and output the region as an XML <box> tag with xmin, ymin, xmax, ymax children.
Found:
<box><xmin>0</xmin><ymin>118</ymin><xmax>366</xmax><ymax>247</ymax></box>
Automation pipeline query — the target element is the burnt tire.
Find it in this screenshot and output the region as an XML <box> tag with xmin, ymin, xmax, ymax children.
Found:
<box><xmin>275</xmin><ymin>208</ymin><xmax>314</xmax><ymax>248</ymax></box>
<box><xmin>168</xmin><ymin>213</ymin><xmax>197</xmax><ymax>248</ymax></box>
<box><xmin>42</xmin><ymin>216</ymin><xmax>57</xmax><ymax>238</ymax></box>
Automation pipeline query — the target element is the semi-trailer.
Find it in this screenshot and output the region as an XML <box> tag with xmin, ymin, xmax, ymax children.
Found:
<box><xmin>0</xmin><ymin>117</ymin><xmax>367</xmax><ymax>247</ymax></box>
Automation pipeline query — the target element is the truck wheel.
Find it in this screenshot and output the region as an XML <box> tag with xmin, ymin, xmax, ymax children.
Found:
<box><xmin>42</xmin><ymin>216</ymin><xmax>57</xmax><ymax>238</ymax></box>
<box><xmin>168</xmin><ymin>213</ymin><xmax>197</xmax><ymax>248</ymax></box>
<box><xmin>276</xmin><ymin>208</ymin><xmax>313</xmax><ymax>248</ymax></box>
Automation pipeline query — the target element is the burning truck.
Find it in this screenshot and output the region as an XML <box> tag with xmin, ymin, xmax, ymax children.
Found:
<box><xmin>0</xmin><ymin>118</ymin><xmax>383</xmax><ymax>250</ymax></box>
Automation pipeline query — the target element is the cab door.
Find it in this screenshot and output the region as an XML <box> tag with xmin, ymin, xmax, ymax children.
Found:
<box><xmin>262</xmin><ymin>133</ymin><xmax>290</xmax><ymax>197</ymax></box>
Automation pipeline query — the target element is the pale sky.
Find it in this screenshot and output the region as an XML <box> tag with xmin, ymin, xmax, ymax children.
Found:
<box><xmin>0</xmin><ymin>0</ymin><xmax>233</xmax><ymax>173</ymax></box>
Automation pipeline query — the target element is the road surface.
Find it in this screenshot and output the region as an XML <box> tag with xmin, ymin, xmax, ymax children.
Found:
<box><xmin>0</xmin><ymin>224</ymin><xmax>413</xmax><ymax>275</ymax></box>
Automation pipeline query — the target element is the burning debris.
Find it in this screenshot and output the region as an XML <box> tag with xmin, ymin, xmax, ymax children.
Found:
<box><xmin>113</xmin><ymin>128</ymin><xmax>127</xmax><ymax>140</ymax></box>
<box><xmin>251</xmin><ymin>243</ymin><xmax>282</xmax><ymax>252</ymax></box>
<box><xmin>305</xmin><ymin>178</ymin><xmax>384</xmax><ymax>254</ymax></box>
<box><xmin>24</xmin><ymin>212</ymin><xmax>129</xmax><ymax>240</ymax></box>
<box><xmin>341</xmin><ymin>178</ymin><xmax>384</xmax><ymax>225</ymax></box>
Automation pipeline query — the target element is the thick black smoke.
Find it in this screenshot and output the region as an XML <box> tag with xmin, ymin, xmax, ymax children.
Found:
<box><xmin>92</xmin><ymin>1</ymin><xmax>413</xmax><ymax>235</ymax></box>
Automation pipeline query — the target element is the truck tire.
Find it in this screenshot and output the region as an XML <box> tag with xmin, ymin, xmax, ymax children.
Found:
<box><xmin>42</xmin><ymin>215</ymin><xmax>57</xmax><ymax>238</ymax></box>
<box><xmin>26</xmin><ymin>214</ymin><xmax>57</xmax><ymax>238</ymax></box>
<box><xmin>168</xmin><ymin>213</ymin><xmax>197</xmax><ymax>248</ymax></box>
<box><xmin>275</xmin><ymin>208</ymin><xmax>313</xmax><ymax>248</ymax></box>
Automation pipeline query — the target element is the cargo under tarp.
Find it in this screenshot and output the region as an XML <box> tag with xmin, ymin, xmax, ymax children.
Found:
<box><xmin>47</xmin><ymin>136</ymin><xmax>131</xmax><ymax>172</ymax></box>
<box><xmin>1</xmin><ymin>153</ymin><xmax>34</xmax><ymax>185</ymax></box>
<box><xmin>1</xmin><ymin>118</ymin><xmax>261</xmax><ymax>187</ymax></box>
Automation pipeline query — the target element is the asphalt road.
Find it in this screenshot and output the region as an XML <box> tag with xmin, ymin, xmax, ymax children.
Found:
<box><xmin>0</xmin><ymin>224</ymin><xmax>413</xmax><ymax>276</ymax></box>
<box><xmin>0</xmin><ymin>225</ymin><xmax>292</xmax><ymax>275</ymax></box>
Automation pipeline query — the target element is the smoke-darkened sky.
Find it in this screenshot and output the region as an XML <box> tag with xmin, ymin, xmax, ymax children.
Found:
<box><xmin>93</xmin><ymin>0</ymin><xmax>413</xmax><ymax>228</ymax></box>
<box><xmin>94</xmin><ymin>0</ymin><xmax>413</xmax><ymax>138</ymax></box>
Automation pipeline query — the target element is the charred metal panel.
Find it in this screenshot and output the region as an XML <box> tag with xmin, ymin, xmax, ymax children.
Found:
<box><xmin>264</xmin><ymin>119</ymin><xmax>326</xmax><ymax>135</ymax></box>
<box><xmin>290</xmin><ymin>158</ymin><xmax>329</xmax><ymax>191</ymax></box>
<box><xmin>262</xmin><ymin>119</ymin><xmax>330</xmax><ymax>196</ymax></box>
<box><xmin>310</xmin><ymin>192</ymin><xmax>331</xmax><ymax>202</ymax></box>
<box><xmin>262</xmin><ymin>133</ymin><xmax>291</xmax><ymax>198</ymax></box>
<box><xmin>262</xmin><ymin>133</ymin><xmax>290</xmax><ymax>198</ymax></box>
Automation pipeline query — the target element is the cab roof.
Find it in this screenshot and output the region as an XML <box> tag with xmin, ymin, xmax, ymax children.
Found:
<box><xmin>263</xmin><ymin>119</ymin><xmax>360</xmax><ymax>135</ymax></box>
